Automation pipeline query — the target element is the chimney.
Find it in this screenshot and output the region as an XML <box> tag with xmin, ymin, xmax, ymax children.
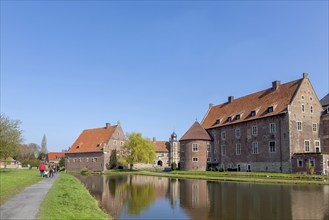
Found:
<box><xmin>303</xmin><ymin>73</ymin><xmax>308</xmax><ymax>79</ymax></box>
<box><xmin>228</xmin><ymin>96</ymin><xmax>234</xmax><ymax>103</ymax></box>
<box><xmin>209</xmin><ymin>103</ymin><xmax>214</xmax><ymax>109</ymax></box>
<box><xmin>272</xmin><ymin>80</ymin><xmax>281</xmax><ymax>90</ymax></box>
<box><xmin>105</xmin><ymin>123</ymin><xmax>111</xmax><ymax>128</ymax></box>
<box><xmin>153</xmin><ymin>137</ymin><xmax>156</xmax><ymax>142</ymax></box>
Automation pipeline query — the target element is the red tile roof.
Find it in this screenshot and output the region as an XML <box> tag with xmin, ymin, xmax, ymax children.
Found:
<box><xmin>202</xmin><ymin>79</ymin><xmax>302</xmax><ymax>129</ymax></box>
<box><xmin>153</xmin><ymin>141</ymin><xmax>170</xmax><ymax>153</ymax></box>
<box><xmin>47</xmin><ymin>152</ymin><xmax>65</xmax><ymax>161</ymax></box>
<box><xmin>66</xmin><ymin>125</ymin><xmax>117</xmax><ymax>154</ymax></box>
<box><xmin>180</xmin><ymin>121</ymin><xmax>212</xmax><ymax>141</ymax></box>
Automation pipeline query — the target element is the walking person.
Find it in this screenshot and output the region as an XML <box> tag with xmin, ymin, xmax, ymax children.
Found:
<box><xmin>49</xmin><ymin>164</ymin><xmax>54</xmax><ymax>177</ymax></box>
<box><xmin>39</xmin><ymin>162</ymin><xmax>46</xmax><ymax>177</ymax></box>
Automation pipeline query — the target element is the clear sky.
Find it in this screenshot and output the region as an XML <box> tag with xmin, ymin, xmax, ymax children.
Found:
<box><xmin>1</xmin><ymin>1</ymin><xmax>328</xmax><ymax>152</ymax></box>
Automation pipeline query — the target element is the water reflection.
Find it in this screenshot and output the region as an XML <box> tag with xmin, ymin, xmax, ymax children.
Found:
<box><xmin>75</xmin><ymin>175</ymin><xmax>329</xmax><ymax>220</ymax></box>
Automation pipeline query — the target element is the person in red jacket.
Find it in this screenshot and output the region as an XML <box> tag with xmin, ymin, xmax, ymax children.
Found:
<box><xmin>39</xmin><ymin>162</ymin><xmax>46</xmax><ymax>177</ymax></box>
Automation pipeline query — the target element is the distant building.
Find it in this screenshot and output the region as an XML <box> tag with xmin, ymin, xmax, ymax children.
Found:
<box><xmin>46</xmin><ymin>152</ymin><xmax>65</xmax><ymax>164</ymax></box>
<box><xmin>65</xmin><ymin>122</ymin><xmax>125</xmax><ymax>171</ymax></box>
<box><xmin>179</xmin><ymin>73</ymin><xmax>327</xmax><ymax>173</ymax></box>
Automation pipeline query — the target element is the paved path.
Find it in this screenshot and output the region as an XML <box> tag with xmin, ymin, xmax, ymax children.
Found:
<box><xmin>0</xmin><ymin>174</ymin><xmax>59</xmax><ymax>220</ymax></box>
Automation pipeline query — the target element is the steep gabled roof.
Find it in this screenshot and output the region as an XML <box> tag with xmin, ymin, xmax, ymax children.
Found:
<box><xmin>180</xmin><ymin>121</ymin><xmax>212</xmax><ymax>141</ymax></box>
<box><xmin>202</xmin><ymin>79</ymin><xmax>302</xmax><ymax>129</ymax></box>
<box><xmin>47</xmin><ymin>152</ymin><xmax>65</xmax><ymax>161</ymax></box>
<box><xmin>153</xmin><ymin>141</ymin><xmax>170</xmax><ymax>153</ymax></box>
<box><xmin>320</xmin><ymin>93</ymin><xmax>329</xmax><ymax>107</ymax></box>
<box><xmin>66</xmin><ymin>125</ymin><xmax>117</xmax><ymax>154</ymax></box>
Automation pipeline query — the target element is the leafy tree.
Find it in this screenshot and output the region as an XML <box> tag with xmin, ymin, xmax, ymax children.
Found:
<box><xmin>108</xmin><ymin>149</ymin><xmax>117</xmax><ymax>169</ymax></box>
<box><xmin>171</xmin><ymin>162</ymin><xmax>177</xmax><ymax>170</ymax></box>
<box><xmin>38</xmin><ymin>152</ymin><xmax>47</xmax><ymax>161</ymax></box>
<box><xmin>59</xmin><ymin>157</ymin><xmax>65</xmax><ymax>168</ymax></box>
<box><xmin>15</xmin><ymin>143</ymin><xmax>39</xmax><ymax>163</ymax></box>
<box><xmin>0</xmin><ymin>114</ymin><xmax>23</xmax><ymax>167</ymax></box>
<box><xmin>41</xmin><ymin>134</ymin><xmax>47</xmax><ymax>154</ymax></box>
<box><xmin>121</xmin><ymin>133</ymin><xmax>156</xmax><ymax>169</ymax></box>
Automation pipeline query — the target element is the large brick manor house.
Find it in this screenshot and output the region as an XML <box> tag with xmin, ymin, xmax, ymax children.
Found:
<box><xmin>65</xmin><ymin>73</ymin><xmax>328</xmax><ymax>174</ymax></box>
<box><xmin>179</xmin><ymin>73</ymin><xmax>329</xmax><ymax>174</ymax></box>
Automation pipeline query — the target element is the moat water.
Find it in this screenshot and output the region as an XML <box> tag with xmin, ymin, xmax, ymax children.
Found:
<box><xmin>75</xmin><ymin>174</ymin><xmax>329</xmax><ymax>220</ymax></box>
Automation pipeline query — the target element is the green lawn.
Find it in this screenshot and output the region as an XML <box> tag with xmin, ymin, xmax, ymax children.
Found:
<box><xmin>104</xmin><ymin>169</ymin><xmax>329</xmax><ymax>185</ymax></box>
<box><xmin>0</xmin><ymin>168</ymin><xmax>42</xmax><ymax>204</ymax></box>
<box><xmin>37</xmin><ymin>173</ymin><xmax>110</xmax><ymax>220</ymax></box>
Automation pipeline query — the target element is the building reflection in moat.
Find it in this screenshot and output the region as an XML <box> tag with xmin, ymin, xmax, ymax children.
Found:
<box><xmin>75</xmin><ymin>175</ymin><xmax>329</xmax><ymax>220</ymax></box>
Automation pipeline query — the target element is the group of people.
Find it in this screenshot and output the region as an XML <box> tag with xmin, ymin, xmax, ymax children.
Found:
<box><xmin>38</xmin><ymin>162</ymin><xmax>59</xmax><ymax>177</ymax></box>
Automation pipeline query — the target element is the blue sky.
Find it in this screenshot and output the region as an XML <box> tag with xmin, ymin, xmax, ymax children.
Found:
<box><xmin>1</xmin><ymin>1</ymin><xmax>328</xmax><ymax>152</ymax></box>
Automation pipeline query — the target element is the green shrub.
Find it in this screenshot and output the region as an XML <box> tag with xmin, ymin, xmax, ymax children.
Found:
<box><xmin>171</xmin><ymin>162</ymin><xmax>177</xmax><ymax>170</ymax></box>
<box><xmin>80</xmin><ymin>167</ymin><xmax>89</xmax><ymax>175</ymax></box>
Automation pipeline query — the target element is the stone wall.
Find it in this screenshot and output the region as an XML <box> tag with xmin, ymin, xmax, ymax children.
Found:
<box><xmin>65</xmin><ymin>152</ymin><xmax>104</xmax><ymax>171</ymax></box>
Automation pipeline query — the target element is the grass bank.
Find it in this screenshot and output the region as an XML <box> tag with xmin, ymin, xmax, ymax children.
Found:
<box><xmin>37</xmin><ymin>173</ymin><xmax>110</xmax><ymax>220</ymax></box>
<box><xmin>105</xmin><ymin>169</ymin><xmax>329</xmax><ymax>185</ymax></box>
<box><xmin>0</xmin><ymin>168</ymin><xmax>42</xmax><ymax>204</ymax></box>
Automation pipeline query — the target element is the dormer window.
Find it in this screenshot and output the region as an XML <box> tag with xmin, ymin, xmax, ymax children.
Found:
<box><xmin>236</xmin><ymin>114</ymin><xmax>240</xmax><ymax>120</ymax></box>
<box><xmin>268</xmin><ymin>106</ymin><xmax>274</xmax><ymax>113</ymax></box>
<box><xmin>76</xmin><ymin>145</ymin><xmax>80</xmax><ymax>149</ymax></box>
<box><xmin>227</xmin><ymin>117</ymin><xmax>232</xmax><ymax>122</ymax></box>
<box><xmin>251</xmin><ymin>111</ymin><xmax>256</xmax><ymax>117</ymax></box>
<box><xmin>215</xmin><ymin>119</ymin><xmax>220</xmax><ymax>125</ymax></box>
<box><xmin>96</xmin><ymin>144</ymin><xmax>100</xmax><ymax>147</ymax></box>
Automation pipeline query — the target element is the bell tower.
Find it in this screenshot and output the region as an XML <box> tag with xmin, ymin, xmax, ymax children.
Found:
<box><xmin>169</xmin><ymin>132</ymin><xmax>180</xmax><ymax>166</ymax></box>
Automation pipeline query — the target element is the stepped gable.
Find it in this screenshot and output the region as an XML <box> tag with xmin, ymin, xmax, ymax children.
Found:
<box><xmin>180</xmin><ymin>121</ymin><xmax>212</xmax><ymax>141</ymax></box>
<box><xmin>202</xmin><ymin>79</ymin><xmax>302</xmax><ymax>129</ymax></box>
<box><xmin>66</xmin><ymin>125</ymin><xmax>117</xmax><ymax>153</ymax></box>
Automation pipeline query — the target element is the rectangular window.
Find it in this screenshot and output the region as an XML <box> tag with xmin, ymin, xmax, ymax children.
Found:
<box><xmin>297</xmin><ymin>122</ymin><xmax>302</xmax><ymax>131</ymax></box>
<box><xmin>251</xmin><ymin>110</ymin><xmax>256</xmax><ymax>117</ymax></box>
<box><xmin>252</xmin><ymin>142</ymin><xmax>259</xmax><ymax>154</ymax></box>
<box><xmin>310</xmin><ymin>106</ymin><xmax>313</xmax><ymax>113</ymax></box>
<box><xmin>227</xmin><ymin>117</ymin><xmax>232</xmax><ymax>122</ymax></box>
<box><xmin>207</xmin><ymin>157</ymin><xmax>211</xmax><ymax>162</ymax></box>
<box><xmin>269</xmin><ymin>123</ymin><xmax>276</xmax><ymax>133</ymax></box>
<box><xmin>181</xmin><ymin>144</ymin><xmax>185</xmax><ymax>152</ymax></box>
<box><xmin>113</xmin><ymin>140</ymin><xmax>117</xmax><ymax>145</ymax></box>
<box><xmin>120</xmin><ymin>141</ymin><xmax>124</xmax><ymax>146</ymax></box>
<box><xmin>207</xmin><ymin>144</ymin><xmax>211</xmax><ymax>152</ymax></box>
<box><xmin>269</xmin><ymin>141</ymin><xmax>276</xmax><ymax>153</ymax></box>
<box><xmin>236</xmin><ymin>143</ymin><xmax>241</xmax><ymax>155</ymax></box>
<box><xmin>221</xmin><ymin>145</ymin><xmax>226</xmax><ymax>155</ymax></box>
<box><xmin>86</xmin><ymin>158</ymin><xmax>89</xmax><ymax>162</ymax></box>
<box><xmin>181</xmin><ymin>157</ymin><xmax>184</xmax><ymax>162</ymax></box>
<box><xmin>304</xmin><ymin>140</ymin><xmax>310</xmax><ymax>152</ymax></box>
<box><xmin>297</xmin><ymin>159</ymin><xmax>303</xmax><ymax>167</ymax></box>
<box><xmin>312</xmin><ymin>123</ymin><xmax>317</xmax><ymax>132</ymax></box>
<box><xmin>214</xmin><ymin>147</ymin><xmax>217</xmax><ymax>153</ymax></box>
<box><xmin>252</xmin><ymin>125</ymin><xmax>257</xmax><ymax>136</ymax></box>
<box><xmin>192</xmin><ymin>144</ymin><xmax>198</xmax><ymax>152</ymax></box>
<box><xmin>214</xmin><ymin>158</ymin><xmax>218</xmax><ymax>162</ymax></box>
<box><xmin>315</xmin><ymin>141</ymin><xmax>320</xmax><ymax>152</ymax></box>
<box><xmin>301</xmin><ymin>104</ymin><xmax>305</xmax><ymax>113</ymax></box>
<box><xmin>309</xmin><ymin>160</ymin><xmax>315</xmax><ymax>167</ymax></box>
<box><xmin>236</xmin><ymin>115</ymin><xmax>240</xmax><ymax>120</ymax></box>
<box><xmin>192</xmin><ymin>157</ymin><xmax>198</xmax><ymax>162</ymax></box>
<box><xmin>221</xmin><ymin>131</ymin><xmax>226</xmax><ymax>140</ymax></box>
<box><xmin>235</xmin><ymin>128</ymin><xmax>241</xmax><ymax>138</ymax></box>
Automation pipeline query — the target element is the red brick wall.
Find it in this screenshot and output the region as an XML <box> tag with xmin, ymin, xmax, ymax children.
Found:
<box><xmin>180</xmin><ymin>140</ymin><xmax>210</xmax><ymax>171</ymax></box>
<box><xmin>320</xmin><ymin>114</ymin><xmax>329</xmax><ymax>152</ymax></box>
<box><xmin>65</xmin><ymin>152</ymin><xmax>104</xmax><ymax>171</ymax></box>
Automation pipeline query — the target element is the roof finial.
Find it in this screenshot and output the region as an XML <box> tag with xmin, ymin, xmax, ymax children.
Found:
<box><xmin>117</xmin><ymin>120</ymin><xmax>121</xmax><ymax>126</ymax></box>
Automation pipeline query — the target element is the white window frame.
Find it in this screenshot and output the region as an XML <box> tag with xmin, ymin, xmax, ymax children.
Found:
<box><xmin>192</xmin><ymin>143</ymin><xmax>198</xmax><ymax>152</ymax></box>
<box><xmin>309</xmin><ymin>159</ymin><xmax>315</xmax><ymax>167</ymax></box>
<box><xmin>252</xmin><ymin>142</ymin><xmax>259</xmax><ymax>154</ymax></box>
<box><xmin>221</xmin><ymin>145</ymin><xmax>226</xmax><ymax>155</ymax></box>
<box><xmin>221</xmin><ymin>131</ymin><xmax>226</xmax><ymax>140</ymax></box>
<box><xmin>181</xmin><ymin>157</ymin><xmax>184</xmax><ymax>162</ymax></box>
<box><xmin>113</xmin><ymin>140</ymin><xmax>117</xmax><ymax>145</ymax></box>
<box><xmin>207</xmin><ymin>144</ymin><xmax>211</xmax><ymax>152</ymax></box>
<box><xmin>315</xmin><ymin>141</ymin><xmax>320</xmax><ymax>152</ymax></box>
<box><xmin>312</xmin><ymin>123</ymin><xmax>317</xmax><ymax>132</ymax></box>
<box><xmin>181</xmin><ymin>144</ymin><xmax>185</xmax><ymax>152</ymax></box>
<box><xmin>192</xmin><ymin>157</ymin><xmax>198</xmax><ymax>162</ymax></box>
<box><xmin>297</xmin><ymin>121</ymin><xmax>302</xmax><ymax>131</ymax></box>
<box><xmin>304</xmin><ymin>140</ymin><xmax>310</xmax><ymax>152</ymax></box>
<box><xmin>236</xmin><ymin>143</ymin><xmax>241</xmax><ymax>155</ymax></box>
<box><xmin>269</xmin><ymin>141</ymin><xmax>276</xmax><ymax>153</ymax></box>
<box><xmin>235</xmin><ymin>128</ymin><xmax>241</xmax><ymax>139</ymax></box>
<box><xmin>297</xmin><ymin>159</ymin><xmax>303</xmax><ymax>167</ymax></box>
<box><xmin>269</xmin><ymin>123</ymin><xmax>276</xmax><ymax>133</ymax></box>
<box><xmin>252</xmin><ymin>125</ymin><xmax>257</xmax><ymax>136</ymax></box>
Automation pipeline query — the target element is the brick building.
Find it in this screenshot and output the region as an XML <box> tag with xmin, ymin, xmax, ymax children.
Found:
<box><xmin>46</xmin><ymin>152</ymin><xmax>65</xmax><ymax>164</ymax></box>
<box><xmin>65</xmin><ymin>122</ymin><xmax>125</xmax><ymax>171</ymax></box>
<box><xmin>180</xmin><ymin>73</ymin><xmax>325</xmax><ymax>173</ymax></box>
<box><xmin>180</xmin><ymin>121</ymin><xmax>212</xmax><ymax>171</ymax></box>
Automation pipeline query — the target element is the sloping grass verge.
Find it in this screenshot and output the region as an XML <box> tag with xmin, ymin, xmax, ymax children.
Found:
<box><xmin>0</xmin><ymin>168</ymin><xmax>42</xmax><ymax>204</ymax></box>
<box><xmin>104</xmin><ymin>169</ymin><xmax>329</xmax><ymax>185</ymax></box>
<box><xmin>37</xmin><ymin>173</ymin><xmax>110</xmax><ymax>220</ymax></box>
